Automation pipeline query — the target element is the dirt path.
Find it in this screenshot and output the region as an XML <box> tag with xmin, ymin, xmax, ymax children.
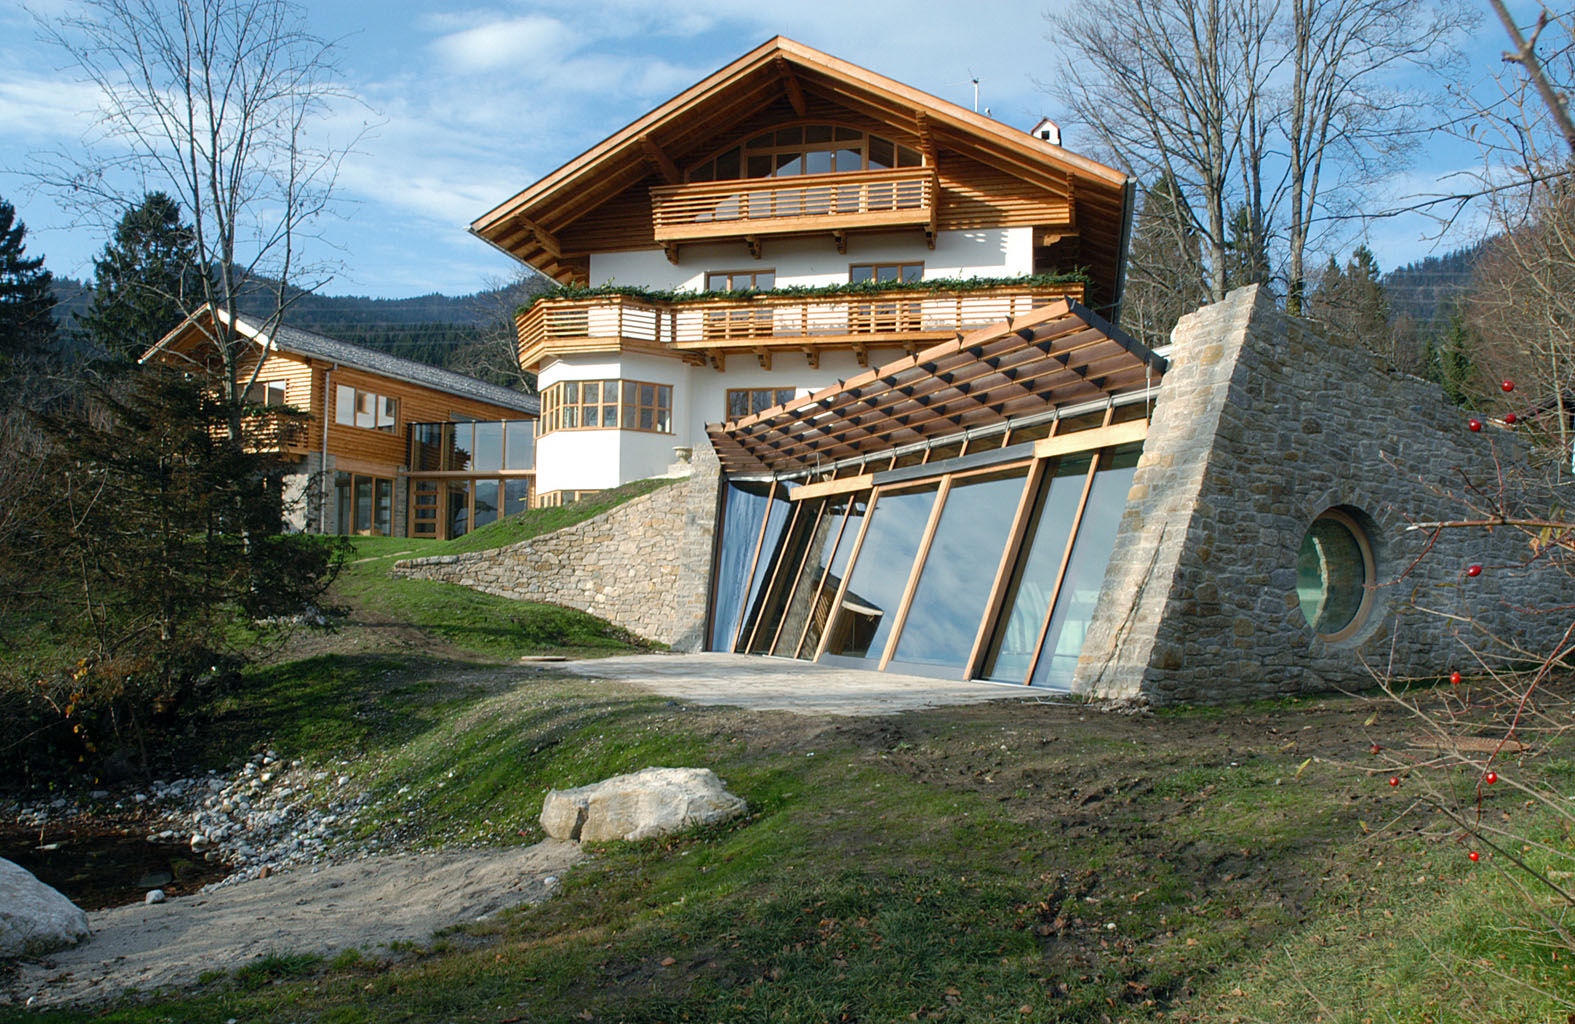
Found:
<box><xmin>7</xmin><ymin>840</ymin><xmax>585</xmax><ymax>1008</ymax></box>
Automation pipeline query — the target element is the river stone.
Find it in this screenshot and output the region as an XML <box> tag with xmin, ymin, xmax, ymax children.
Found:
<box><xmin>540</xmin><ymin>767</ymin><xmax>747</xmax><ymax>843</ymax></box>
<box><xmin>0</xmin><ymin>858</ymin><xmax>90</xmax><ymax>956</ymax></box>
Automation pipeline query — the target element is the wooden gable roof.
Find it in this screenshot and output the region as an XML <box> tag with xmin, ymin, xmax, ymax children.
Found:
<box><xmin>472</xmin><ymin>37</ymin><xmax>1134</xmax><ymax>309</ymax></box>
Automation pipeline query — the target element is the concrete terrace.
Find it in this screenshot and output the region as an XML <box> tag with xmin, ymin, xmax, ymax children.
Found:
<box><xmin>554</xmin><ymin>652</ymin><xmax>1046</xmax><ymax>717</ymax></box>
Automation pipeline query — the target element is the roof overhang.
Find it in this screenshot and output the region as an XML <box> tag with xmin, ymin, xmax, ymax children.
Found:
<box><xmin>471</xmin><ymin>36</ymin><xmax>1131</xmax><ymax>287</ymax></box>
<box><xmin>706</xmin><ymin>299</ymin><xmax>1167</xmax><ymax>477</ymax></box>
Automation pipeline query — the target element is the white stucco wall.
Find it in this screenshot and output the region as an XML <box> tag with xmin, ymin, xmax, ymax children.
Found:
<box><xmin>588</xmin><ymin>228</ymin><xmax>1031</xmax><ymax>291</ymax></box>
<box><xmin>534</xmin><ymin>347</ymin><xmax>907</xmax><ymax>493</ymax></box>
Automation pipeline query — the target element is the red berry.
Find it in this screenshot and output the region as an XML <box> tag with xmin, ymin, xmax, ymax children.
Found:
<box><xmin>1467</xmin><ymin>418</ymin><xmax>1483</xmax><ymax>432</ymax></box>
<box><xmin>1370</xmin><ymin>743</ymin><xmax>1382</xmax><ymax>754</ymax></box>
<box><xmin>1504</xmin><ymin>412</ymin><xmax>1518</xmax><ymax>425</ymax></box>
<box><xmin>1468</xmin><ymin>850</ymin><xmax>1480</xmax><ymax>862</ymax></box>
<box><xmin>1466</xmin><ymin>565</ymin><xmax>1483</xmax><ymax>577</ymax></box>
<box><xmin>1449</xmin><ymin>671</ymin><xmax>1462</xmax><ymax>685</ymax></box>
<box><xmin>1485</xmin><ymin>771</ymin><xmax>1497</xmax><ymax>784</ymax></box>
<box><xmin>1502</xmin><ymin>380</ymin><xmax>1515</xmax><ymax>392</ymax></box>
<box><xmin>1388</xmin><ymin>776</ymin><xmax>1400</xmax><ymax>786</ymax></box>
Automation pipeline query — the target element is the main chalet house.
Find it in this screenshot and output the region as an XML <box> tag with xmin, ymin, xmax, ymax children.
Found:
<box><xmin>473</xmin><ymin>36</ymin><xmax>1135</xmax><ymax>507</ymax></box>
<box><xmin>144</xmin><ymin>306</ymin><xmax>539</xmax><ymax>540</ymax></box>
<box><xmin>466</xmin><ymin>36</ymin><xmax>1178</xmax><ymax>685</ymax></box>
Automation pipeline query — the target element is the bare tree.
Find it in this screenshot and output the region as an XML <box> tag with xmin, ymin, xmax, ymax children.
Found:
<box><xmin>1049</xmin><ymin>0</ymin><xmax>1465</xmax><ymax>309</ymax></box>
<box><xmin>36</xmin><ymin>0</ymin><xmax>364</xmax><ymax>442</ymax></box>
<box><xmin>1051</xmin><ymin>0</ymin><xmax>1275</xmax><ymax>303</ymax></box>
<box><xmin>450</xmin><ymin>270</ymin><xmax>553</xmax><ymax>392</ymax></box>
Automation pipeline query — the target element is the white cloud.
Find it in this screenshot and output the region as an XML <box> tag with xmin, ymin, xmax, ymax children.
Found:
<box><xmin>430</xmin><ymin>14</ymin><xmax>579</xmax><ymax>72</ymax></box>
<box><xmin>0</xmin><ymin>72</ymin><xmax>101</xmax><ymax>139</ymax></box>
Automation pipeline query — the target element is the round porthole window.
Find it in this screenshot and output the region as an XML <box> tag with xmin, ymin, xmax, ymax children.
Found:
<box><xmin>1296</xmin><ymin>508</ymin><xmax>1375</xmax><ymax>642</ymax></box>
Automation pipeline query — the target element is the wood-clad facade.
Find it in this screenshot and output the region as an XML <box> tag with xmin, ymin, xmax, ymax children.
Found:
<box><xmin>144</xmin><ymin>308</ymin><xmax>539</xmax><ymax>539</ymax></box>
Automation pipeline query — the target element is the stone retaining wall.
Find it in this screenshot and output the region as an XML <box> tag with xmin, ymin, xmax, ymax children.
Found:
<box><xmin>1074</xmin><ymin>285</ymin><xmax>1567</xmax><ymax>704</ymax></box>
<box><xmin>390</xmin><ymin>445</ymin><xmax>721</xmax><ymax>649</ymax></box>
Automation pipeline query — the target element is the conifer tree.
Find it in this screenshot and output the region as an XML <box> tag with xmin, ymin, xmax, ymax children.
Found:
<box><xmin>1123</xmin><ymin>175</ymin><xmax>1209</xmax><ymax>348</ymax></box>
<box><xmin>0</xmin><ymin>198</ymin><xmax>59</xmax><ymax>365</ymax></box>
<box><xmin>80</xmin><ymin>192</ymin><xmax>196</xmax><ymax>361</ymax></box>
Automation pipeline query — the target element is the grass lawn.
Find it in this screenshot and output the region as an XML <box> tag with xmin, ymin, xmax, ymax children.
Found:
<box><xmin>10</xmin><ymin>661</ymin><xmax>1573</xmax><ymax>1023</ymax></box>
<box><xmin>316</xmin><ymin>481</ymin><xmax>677</xmax><ymax>660</ymax></box>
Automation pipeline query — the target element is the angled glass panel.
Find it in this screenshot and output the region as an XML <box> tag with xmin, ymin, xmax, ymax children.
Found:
<box><xmin>890</xmin><ymin>468</ymin><xmax>1029</xmax><ymax>671</ymax></box>
<box><xmin>821</xmin><ymin>484</ymin><xmax>938</xmax><ymax>665</ymax></box>
<box><xmin>792</xmin><ymin>493</ymin><xmax>868</xmax><ymax>658</ymax></box>
<box><xmin>709</xmin><ymin>482</ymin><xmax>778</xmax><ymax>651</ymax></box>
<box><xmin>473</xmin><ymin>422</ymin><xmax>504</xmax><ymax>472</ymax></box>
<box><xmin>742</xmin><ymin>500</ymin><xmax>825</xmax><ymax>654</ymax></box>
<box><xmin>983</xmin><ymin>455</ymin><xmax>1093</xmax><ymax>683</ymax></box>
<box><xmin>1030</xmin><ymin>447</ymin><xmax>1141</xmax><ymax>689</ymax></box>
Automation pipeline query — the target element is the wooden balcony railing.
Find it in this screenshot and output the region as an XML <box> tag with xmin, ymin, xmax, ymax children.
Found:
<box><xmin>650</xmin><ymin>168</ymin><xmax>938</xmax><ymax>243</ymax></box>
<box><xmin>516</xmin><ymin>283</ymin><xmax>1086</xmax><ymax>367</ymax></box>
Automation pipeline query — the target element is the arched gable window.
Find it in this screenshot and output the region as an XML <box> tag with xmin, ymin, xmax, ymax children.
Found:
<box><xmin>688</xmin><ymin>124</ymin><xmax>925</xmax><ymax>183</ymax></box>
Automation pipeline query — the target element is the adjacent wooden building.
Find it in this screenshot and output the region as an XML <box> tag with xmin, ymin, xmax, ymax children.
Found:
<box><xmin>143</xmin><ymin>307</ymin><xmax>539</xmax><ymax>539</ymax></box>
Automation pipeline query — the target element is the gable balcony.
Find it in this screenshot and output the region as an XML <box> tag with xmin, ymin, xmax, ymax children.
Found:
<box><xmin>650</xmin><ymin>168</ymin><xmax>939</xmax><ymax>254</ymax></box>
<box><xmin>517</xmin><ymin>281</ymin><xmax>1086</xmax><ymax>371</ymax></box>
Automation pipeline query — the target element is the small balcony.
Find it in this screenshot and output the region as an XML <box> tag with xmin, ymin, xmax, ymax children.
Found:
<box><xmin>516</xmin><ymin>282</ymin><xmax>1086</xmax><ymax>370</ymax></box>
<box><xmin>650</xmin><ymin>168</ymin><xmax>938</xmax><ymax>246</ymax></box>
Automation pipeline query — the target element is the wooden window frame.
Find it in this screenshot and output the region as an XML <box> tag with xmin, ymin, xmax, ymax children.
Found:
<box><xmin>333</xmin><ymin>472</ymin><xmax>394</xmax><ymax>537</ymax></box>
<box><xmin>687</xmin><ymin>122</ymin><xmax>925</xmax><ymax>183</ymax></box>
<box><xmin>333</xmin><ymin>384</ymin><xmax>398</xmax><ymax>434</ymax></box>
<box><xmin>726</xmin><ymin>387</ymin><xmax>797</xmax><ymax>421</ymax></box>
<box><xmin>705</xmin><ymin>269</ymin><xmax>776</xmax><ymax>291</ymax></box>
<box><xmin>849</xmin><ymin>262</ymin><xmax>925</xmax><ymax>284</ymax></box>
<box><xmin>245</xmin><ymin>380</ymin><xmax>287</xmax><ymax>407</ymax></box>
<box><xmin>541</xmin><ymin>379</ymin><xmax>673</xmax><ymax>436</ymax></box>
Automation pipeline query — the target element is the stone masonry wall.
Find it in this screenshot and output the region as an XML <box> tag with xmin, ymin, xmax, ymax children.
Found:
<box><xmin>1074</xmin><ymin>285</ymin><xmax>1566</xmax><ymax>704</ymax></box>
<box><xmin>390</xmin><ymin>444</ymin><xmax>721</xmax><ymax>649</ymax></box>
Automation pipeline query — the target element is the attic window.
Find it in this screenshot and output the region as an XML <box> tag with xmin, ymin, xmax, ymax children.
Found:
<box><xmin>688</xmin><ymin>124</ymin><xmax>923</xmax><ymax>183</ymax></box>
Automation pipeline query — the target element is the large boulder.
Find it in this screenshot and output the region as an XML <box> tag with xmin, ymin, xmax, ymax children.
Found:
<box><xmin>0</xmin><ymin>858</ymin><xmax>91</xmax><ymax>956</ymax></box>
<box><xmin>540</xmin><ymin>767</ymin><xmax>747</xmax><ymax>843</ymax></box>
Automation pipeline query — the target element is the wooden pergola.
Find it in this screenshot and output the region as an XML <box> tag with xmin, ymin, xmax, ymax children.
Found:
<box><xmin>706</xmin><ymin>300</ymin><xmax>1168</xmax><ymax>477</ymax></box>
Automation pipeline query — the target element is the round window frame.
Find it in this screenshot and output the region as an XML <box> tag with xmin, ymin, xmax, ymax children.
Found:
<box><xmin>1298</xmin><ymin>507</ymin><xmax>1376</xmax><ymax>644</ymax></box>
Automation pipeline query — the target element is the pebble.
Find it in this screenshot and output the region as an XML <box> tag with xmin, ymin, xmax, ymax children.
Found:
<box><xmin>144</xmin><ymin>889</ymin><xmax>166</xmax><ymax>905</ymax></box>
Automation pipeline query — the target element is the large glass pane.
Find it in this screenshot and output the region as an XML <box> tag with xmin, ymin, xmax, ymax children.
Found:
<box><xmin>473</xmin><ymin>479</ymin><xmax>500</xmax><ymax>530</ymax></box>
<box><xmin>374</xmin><ymin>479</ymin><xmax>392</xmax><ymax>536</ymax></box>
<box><xmin>355</xmin><ymin>478</ymin><xmax>373</xmax><ymax>533</ymax></box>
<box><xmin>890</xmin><ymin>469</ymin><xmax>1029</xmax><ymax>671</ymax></box>
<box><xmin>334</xmin><ymin>472</ymin><xmax>352</xmax><ymax>535</ymax></box>
<box><xmin>503</xmin><ymin>420</ymin><xmax>534</xmax><ymax>470</ymax></box>
<box><xmin>450</xmin><ymin>422</ymin><xmax>474</xmax><ymax>472</ymax></box>
<box><xmin>983</xmin><ymin>455</ymin><xmax>1094</xmax><ymax>682</ymax></box>
<box><xmin>412</xmin><ymin>423</ymin><xmax>445</xmax><ymax>471</ymax></box>
<box><xmin>741</xmin><ymin>500</ymin><xmax>824</xmax><ymax>654</ymax></box>
<box><xmin>1030</xmin><ymin>448</ymin><xmax>1141</xmax><ymax>689</ymax></box>
<box><xmin>708</xmin><ymin>482</ymin><xmax>777</xmax><ymax>651</ymax></box>
<box><xmin>732</xmin><ymin>493</ymin><xmax>794</xmax><ymax>651</ymax></box>
<box><xmin>503</xmin><ymin>477</ymin><xmax>531</xmax><ymax>517</ymax></box>
<box><xmin>473</xmin><ymin>422</ymin><xmax>504</xmax><ymax>472</ymax></box>
<box><xmin>447</xmin><ymin>482</ymin><xmax>471</xmax><ymax>539</ymax></box>
<box><xmin>334</xmin><ymin>384</ymin><xmax>355</xmax><ymax>426</ymax></box>
<box><xmin>821</xmin><ymin>484</ymin><xmax>938</xmax><ymax>664</ymax></box>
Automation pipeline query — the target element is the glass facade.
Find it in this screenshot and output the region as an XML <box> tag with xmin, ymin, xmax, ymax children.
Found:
<box><xmin>708</xmin><ymin>440</ymin><xmax>1144</xmax><ymax>689</ymax></box>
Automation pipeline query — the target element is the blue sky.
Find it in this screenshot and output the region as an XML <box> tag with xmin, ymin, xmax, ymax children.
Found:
<box><xmin>0</xmin><ymin>0</ymin><xmax>1528</xmax><ymax>299</ymax></box>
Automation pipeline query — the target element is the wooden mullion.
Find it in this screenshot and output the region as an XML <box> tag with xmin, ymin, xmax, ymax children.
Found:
<box><xmin>877</xmin><ymin>475</ymin><xmax>951</xmax><ymax>671</ymax></box>
<box><xmin>813</xmin><ymin>485</ymin><xmax>882</xmax><ymax>662</ymax></box>
<box><xmin>743</xmin><ymin>498</ymin><xmax>807</xmax><ymax>654</ymax></box>
<box><xmin>730</xmin><ymin>480</ymin><xmax>780</xmax><ymax>653</ymax></box>
<box><xmin>964</xmin><ymin>458</ymin><xmax>1049</xmax><ymax>680</ymax></box>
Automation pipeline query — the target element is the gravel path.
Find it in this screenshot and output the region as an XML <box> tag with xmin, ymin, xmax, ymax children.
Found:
<box><xmin>6</xmin><ymin>840</ymin><xmax>585</xmax><ymax>1008</ymax></box>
